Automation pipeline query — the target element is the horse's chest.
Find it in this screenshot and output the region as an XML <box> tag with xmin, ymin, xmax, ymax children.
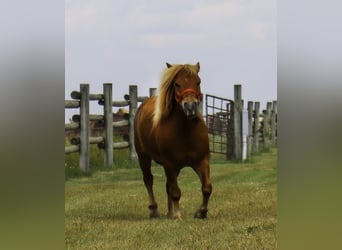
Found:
<box><xmin>156</xmin><ymin>126</ymin><xmax>208</xmax><ymax>163</ymax></box>
<box><xmin>158</xmin><ymin>125</ymin><xmax>198</xmax><ymax>146</ymax></box>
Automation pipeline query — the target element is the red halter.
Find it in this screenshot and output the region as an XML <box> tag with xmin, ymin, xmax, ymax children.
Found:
<box><xmin>175</xmin><ymin>88</ymin><xmax>203</xmax><ymax>103</ymax></box>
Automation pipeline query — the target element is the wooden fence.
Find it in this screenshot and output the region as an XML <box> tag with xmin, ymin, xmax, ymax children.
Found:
<box><xmin>65</xmin><ymin>83</ymin><xmax>277</xmax><ymax>171</ymax></box>
<box><xmin>237</xmin><ymin>85</ymin><xmax>277</xmax><ymax>160</ymax></box>
<box><xmin>65</xmin><ymin>83</ymin><xmax>156</xmax><ymax>172</ymax></box>
<box><xmin>205</xmin><ymin>84</ymin><xmax>277</xmax><ymax>161</ymax></box>
<box><xmin>245</xmin><ymin>100</ymin><xmax>277</xmax><ymax>158</ymax></box>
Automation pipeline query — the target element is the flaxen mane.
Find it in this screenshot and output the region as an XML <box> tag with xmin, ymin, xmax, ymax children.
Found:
<box><xmin>152</xmin><ymin>63</ymin><xmax>199</xmax><ymax>128</ymax></box>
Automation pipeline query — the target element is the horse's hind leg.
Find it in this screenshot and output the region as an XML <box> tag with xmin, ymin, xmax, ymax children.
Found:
<box><xmin>139</xmin><ymin>156</ymin><xmax>159</xmax><ymax>218</ymax></box>
<box><xmin>193</xmin><ymin>158</ymin><xmax>212</xmax><ymax>219</ymax></box>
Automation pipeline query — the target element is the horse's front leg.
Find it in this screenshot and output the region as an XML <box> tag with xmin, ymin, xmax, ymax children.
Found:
<box><xmin>139</xmin><ymin>156</ymin><xmax>159</xmax><ymax>218</ymax></box>
<box><xmin>164</xmin><ymin>167</ymin><xmax>181</xmax><ymax>219</ymax></box>
<box><xmin>193</xmin><ymin>157</ymin><xmax>212</xmax><ymax>219</ymax></box>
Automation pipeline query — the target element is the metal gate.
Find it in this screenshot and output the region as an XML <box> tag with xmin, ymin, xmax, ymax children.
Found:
<box><xmin>205</xmin><ymin>94</ymin><xmax>234</xmax><ymax>159</ymax></box>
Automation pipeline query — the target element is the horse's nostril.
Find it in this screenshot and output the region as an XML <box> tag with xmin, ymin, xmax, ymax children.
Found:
<box><xmin>182</xmin><ymin>101</ymin><xmax>198</xmax><ymax>118</ymax></box>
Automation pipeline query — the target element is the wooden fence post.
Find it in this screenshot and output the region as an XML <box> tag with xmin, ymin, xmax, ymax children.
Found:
<box><xmin>129</xmin><ymin>85</ymin><xmax>138</xmax><ymax>161</ymax></box>
<box><xmin>247</xmin><ymin>101</ymin><xmax>254</xmax><ymax>158</ymax></box>
<box><xmin>103</xmin><ymin>83</ymin><xmax>113</xmax><ymax>167</ymax></box>
<box><xmin>271</xmin><ymin>100</ymin><xmax>277</xmax><ymax>146</ymax></box>
<box><xmin>263</xmin><ymin>102</ymin><xmax>272</xmax><ymax>149</ymax></box>
<box><xmin>149</xmin><ymin>88</ymin><xmax>157</xmax><ymax>97</ymax></box>
<box><xmin>79</xmin><ymin>84</ymin><xmax>89</xmax><ymax>172</ymax></box>
<box><xmin>253</xmin><ymin>102</ymin><xmax>260</xmax><ymax>153</ymax></box>
<box><xmin>233</xmin><ymin>84</ymin><xmax>243</xmax><ymax>161</ymax></box>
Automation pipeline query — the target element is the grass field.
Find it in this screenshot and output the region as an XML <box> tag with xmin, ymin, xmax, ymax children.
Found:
<box><xmin>65</xmin><ymin>148</ymin><xmax>277</xmax><ymax>249</ymax></box>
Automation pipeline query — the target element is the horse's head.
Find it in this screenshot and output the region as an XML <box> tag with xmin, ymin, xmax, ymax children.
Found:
<box><xmin>167</xmin><ymin>62</ymin><xmax>202</xmax><ymax>119</ymax></box>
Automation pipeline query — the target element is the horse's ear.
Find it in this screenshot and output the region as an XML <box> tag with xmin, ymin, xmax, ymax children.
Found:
<box><xmin>195</xmin><ymin>62</ymin><xmax>200</xmax><ymax>73</ymax></box>
<box><xmin>166</xmin><ymin>62</ymin><xmax>172</xmax><ymax>68</ymax></box>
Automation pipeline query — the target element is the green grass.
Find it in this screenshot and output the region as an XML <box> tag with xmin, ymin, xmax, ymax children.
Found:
<box><xmin>65</xmin><ymin>145</ymin><xmax>139</xmax><ymax>179</ymax></box>
<box><xmin>65</xmin><ymin>148</ymin><xmax>277</xmax><ymax>249</ymax></box>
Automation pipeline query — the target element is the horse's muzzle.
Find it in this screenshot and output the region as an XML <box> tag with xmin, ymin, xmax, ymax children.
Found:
<box><xmin>182</xmin><ymin>100</ymin><xmax>199</xmax><ymax>118</ymax></box>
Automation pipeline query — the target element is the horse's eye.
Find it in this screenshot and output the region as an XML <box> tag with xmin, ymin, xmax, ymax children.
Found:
<box><xmin>174</xmin><ymin>82</ymin><xmax>180</xmax><ymax>88</ymax></box>
<box><xmin>197</xmin><ymin>81</ymin><xmax>201</xmax><ymax>86</ymax></box>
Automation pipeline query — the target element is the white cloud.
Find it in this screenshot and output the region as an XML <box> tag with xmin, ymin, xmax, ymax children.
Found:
<box><xmin>65</xmin><ymin>0</ymin><xmax>98</xmax><ymax>35</ymax></box>
<box><xmin>65</xmin><ymin>0</ymin><xmax>277</xmax><ymax>122</ymax></box>
<box><xmin>250</xmin><ymin>22</ymin><xmax>267</xmax><ymax>41</ymax></box>
<box><xmin>66</xmin><ymin>0</ymin><xmax>275</xmax><ymax>45</ymax></box>
<box><xmin>119</xmin><ymin>0</ymin><xmax>275</xmax><ymax>49</ymax></box>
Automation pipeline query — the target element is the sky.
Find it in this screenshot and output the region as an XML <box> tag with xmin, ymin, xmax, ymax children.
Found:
<box><xmin>65</xmin><ymin>0</ymin><xmax>276</xmax><ymax>121</ymax></box>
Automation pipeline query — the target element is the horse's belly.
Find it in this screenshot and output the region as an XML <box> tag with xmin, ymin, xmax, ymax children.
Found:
<box><xmin>180</xmin><ymin>151</ymin><xmax>205</xmax><ymax>165</ymax></box>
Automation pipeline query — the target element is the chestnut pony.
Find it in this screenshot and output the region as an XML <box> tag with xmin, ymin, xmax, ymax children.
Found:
<box><xmin>134</xmin><ymin>62</ymin><xmax>212</xmax><ymax>219</ymax></box>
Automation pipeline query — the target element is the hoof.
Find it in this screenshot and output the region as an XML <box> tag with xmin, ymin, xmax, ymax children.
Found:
<box><xmin>167</xmin><ymin>211</ymin><xmax>182</xmax><ymax>220</ymax></box>
<box><xmin>194</xmin><ymin>209</ymin><xmax>208</xmax><ymax>219</ymax></box>
<box><xmin>149</xmin><ymin>204</ymin><xmax>160</xmax><ymax>218</ymax></box>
